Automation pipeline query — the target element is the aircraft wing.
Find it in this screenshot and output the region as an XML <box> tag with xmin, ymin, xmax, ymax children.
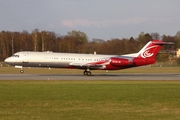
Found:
<box><xmin>69</xmin><ymin>62</ymin><xmax>105</xmax><ymax>69</ymax></box>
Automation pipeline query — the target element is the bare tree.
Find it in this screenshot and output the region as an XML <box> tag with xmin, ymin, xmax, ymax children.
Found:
<box><xmin>31</xmin><ymin>29</ymin><xmax>40</xmax><ymax>51</ymax></box>
<box><xmin>151</xmin><ymin>32</ymin><xmax>160</xmax><ymax>39</ymax></box>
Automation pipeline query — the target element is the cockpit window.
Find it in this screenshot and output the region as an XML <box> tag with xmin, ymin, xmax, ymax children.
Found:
<box><xmin>12</xmin><ymin>54</ymin><xmax>19</xmax><ymax>57</ymax></box>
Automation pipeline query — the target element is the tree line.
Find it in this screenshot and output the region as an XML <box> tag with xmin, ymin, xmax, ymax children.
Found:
<box><xmin>0</xmin><ymin>29</ymin><xmax>180</xmax><ymax>62</ymax></box>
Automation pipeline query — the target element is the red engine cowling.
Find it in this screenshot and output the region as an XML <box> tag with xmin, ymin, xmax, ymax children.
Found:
<box><xmin>133</xmin><ymin>58</ymin><xmax>156</xmax><ymax>66</ymax></box>
<box><xmin>110</xmin><ymin>57</ymin><xmax>132</xmax><ymax>67</ymax></box>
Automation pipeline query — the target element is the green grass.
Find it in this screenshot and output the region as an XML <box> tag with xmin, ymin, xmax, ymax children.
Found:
<box><xmin>0</xmin><ymin>80</ymin><xmax>180</xmax><ymax>120</ymax></box>
<box><xmin>0</xmin><ymin>66</ymin><xmax>180</xmax><ymax>119</ymax></box>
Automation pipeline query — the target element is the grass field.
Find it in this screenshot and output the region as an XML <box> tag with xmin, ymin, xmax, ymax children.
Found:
<box><xmin>0</xmin><ymin>80</ymin><xmax>180</xmax><ymax>120</ymax></box>
<box><xmin>0</xmin><ymin>67</ymin><xmax>180</xmax><ymax>120</ymax></box>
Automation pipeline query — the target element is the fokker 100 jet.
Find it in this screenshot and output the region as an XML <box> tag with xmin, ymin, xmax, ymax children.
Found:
<box><xmin>4</xmin><ymin>40</ymin><xmax>172</xmax><ymax>75</ymax></box>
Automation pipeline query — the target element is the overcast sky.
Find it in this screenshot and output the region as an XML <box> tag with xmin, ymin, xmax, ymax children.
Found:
<box><xmin>0</xmin><ymin>0</ymin><xmax>180</xmax><ymax>40</ymax></box>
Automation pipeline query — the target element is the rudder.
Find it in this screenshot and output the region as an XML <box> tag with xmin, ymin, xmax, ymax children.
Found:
<box><xmin>136</xmin><ymin>40</ymin><xmax>164</xmax><ymax>59</ymax></box>
<box><xmin>133</xmin><ymin>40</ymin><xmax>171</xmax><ymax>66</ymax></box>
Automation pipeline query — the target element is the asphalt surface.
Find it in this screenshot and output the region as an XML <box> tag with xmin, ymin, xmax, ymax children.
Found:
<box><xmin>0</xmin><ymin>73</ymin><xmax>180</xmax><ymax>80</ymax></box>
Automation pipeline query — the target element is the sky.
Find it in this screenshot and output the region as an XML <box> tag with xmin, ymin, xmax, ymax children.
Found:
<box><xmin>0</xmin><ymin>0</ymin><xmax>180</xmax><ymax>40</ymax></box>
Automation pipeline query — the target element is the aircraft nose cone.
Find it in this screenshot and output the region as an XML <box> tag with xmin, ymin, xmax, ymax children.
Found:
<box><xmin>4</xmin><ymin>58</ymin><xmax>11</xmax><ymax>64</ymax></box>
<box><xmin>4</xmin><ymin>58</ymin><xmax>8</xmax><ymax>63</ymax></box>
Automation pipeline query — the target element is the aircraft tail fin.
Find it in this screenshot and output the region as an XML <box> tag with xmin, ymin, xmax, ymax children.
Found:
<box><xmin>136</xmin><ymin>40</ymin><xmax>172</xmax><ymax>59</ymax></box>
<box><xmin>133</xmin><ymin>40</ymin><xmax>173</xmax><ymax>66</ymax></box>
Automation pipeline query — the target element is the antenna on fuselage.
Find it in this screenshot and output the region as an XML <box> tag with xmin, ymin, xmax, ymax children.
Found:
<box><xmin>94</xmin><ymin>51</ymin><xmax>96</xmax><ymax>55</ymax></box>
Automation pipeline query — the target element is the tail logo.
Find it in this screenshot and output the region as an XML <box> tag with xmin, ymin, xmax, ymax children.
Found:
<box><xmin>140</xmin><ymin>46</ymin><xmax>157</xmax><ymax>58</ymax></box>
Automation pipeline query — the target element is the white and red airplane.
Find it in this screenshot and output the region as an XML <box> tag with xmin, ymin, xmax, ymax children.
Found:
<box><xmin>4</xmin><ymin>40</ymin><xmax>171</xmax><ymax>75</ymax></box>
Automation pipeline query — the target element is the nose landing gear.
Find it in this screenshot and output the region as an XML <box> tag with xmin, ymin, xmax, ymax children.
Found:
<box><xmin>15</xmin><ymin>66</ymin><xmax>24</xmax><ymax>73</ymax></box>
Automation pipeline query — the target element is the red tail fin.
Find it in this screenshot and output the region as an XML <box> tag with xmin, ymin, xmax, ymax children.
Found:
<box><xmin>133</xmin><ymin>40</ymin><xmax>172</xmax><ymax>66</ymax></box>
<box><xmin>136</xmin><ymin>40</ymin><xmax>169</xmax><ymax>58</ymax></box>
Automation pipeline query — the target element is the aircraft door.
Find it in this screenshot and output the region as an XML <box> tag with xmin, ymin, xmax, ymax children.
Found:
<box><xmin>22</xmin><ymin>52</ymin><xmax>29</xmax><ymax>63</ymax></box>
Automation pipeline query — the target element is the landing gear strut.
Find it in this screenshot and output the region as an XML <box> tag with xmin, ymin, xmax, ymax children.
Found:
<box><xmin>15</xmin><ymin>66</ymin><xmax>24</xmax><ymax>73</ymax></box>
<box><xmin>83</xmin><ymin>70</ymin><xmax>92</xmax><ymax>76</ymax></box>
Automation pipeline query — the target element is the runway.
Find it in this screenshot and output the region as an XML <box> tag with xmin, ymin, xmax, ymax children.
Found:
<box><xmin>0</xmin><ymin>73</ymin><xmax>180</xmax><ymax>80</ymax></box>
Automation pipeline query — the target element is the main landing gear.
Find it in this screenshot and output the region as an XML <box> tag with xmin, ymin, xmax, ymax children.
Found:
<box><xmin>83</xmin><ymin>70</ymin><xmax>92</xmax><ymax>76</ymax></box>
